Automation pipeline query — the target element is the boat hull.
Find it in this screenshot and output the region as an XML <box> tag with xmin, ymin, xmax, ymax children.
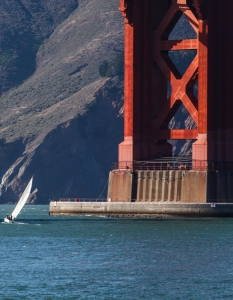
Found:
<box><xmin>4</xmin><ymin>218</ymin><xmax>14</xmax><ymax>224</ymax></box>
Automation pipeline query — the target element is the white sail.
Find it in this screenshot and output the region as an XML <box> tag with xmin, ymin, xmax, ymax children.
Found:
<box><xmin>11</xmin><ymin>177</ymin><xmax>33</xmax><ymax>220</ymax></box>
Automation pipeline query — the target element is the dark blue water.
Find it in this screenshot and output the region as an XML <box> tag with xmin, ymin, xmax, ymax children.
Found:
<box><xmin>0</xmin><ymin>205</ymin><xmax>233</xmax><ymax>299</ymax></box>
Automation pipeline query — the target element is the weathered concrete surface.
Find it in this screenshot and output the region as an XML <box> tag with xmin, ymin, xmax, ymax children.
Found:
<box><xmin>107</xmin><ymin>170</ymin><xmax>134</xmax><ymax>202</ymax></box>
<box><xmin>136</xmin><ymin>170</ymin><xmax>207</xmax><ymax>202</ymax></box>
<box><xmin>49</xmin><ymin>202</ymin><xmax>233</xmax><ymax>217</ymax></box>
<box><xmin>107</xmin><ymin>170</ymin><xmax>207</xmax><ymax>202</ymax></box>
<box><xmin>107</xmin><ymin>170</ymin><xmax>233</xmax><ymax>203</ymax></box>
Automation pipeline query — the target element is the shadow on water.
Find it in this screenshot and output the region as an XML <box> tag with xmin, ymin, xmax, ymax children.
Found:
<box><xmin>13</xmin><ymin>217</ymin><xmax>221</xmax><ymax>225</ymax></box>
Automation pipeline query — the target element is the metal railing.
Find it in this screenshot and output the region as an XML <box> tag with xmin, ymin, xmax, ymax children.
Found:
<box><xmin>58</xmin><ymin>198</ymin><xmax>107</xmax><ymax>202</ymax></box>
<box><xmin>112</xmin><ymin>158</ymin><xmax>233</xmax><ymax>171</ymax></box>
<box><xmin>57</xmin><ymin>198</ymin><xmax>232</xmax><ymax>203</ymax></box>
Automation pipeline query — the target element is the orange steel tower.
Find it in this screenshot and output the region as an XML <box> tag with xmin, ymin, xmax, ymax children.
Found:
<box><xmin>107</xmin><ymin>0</ymin><xmax>233</xmax><ymax>203</ymax></box>
<box><xmin>118</xmin><ymin>0</ymin><xmax>233</xmax><ymax>167</ymax></box>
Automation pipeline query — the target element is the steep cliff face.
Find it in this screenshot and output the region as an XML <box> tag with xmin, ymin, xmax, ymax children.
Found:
<box><xmin>0</xmin><ymin>0</ymin><xmax>124</xmax><ymax>203</ymax></box>
<box><xmin>0</xmin><ymin>78</ymin><xmax>123</xmax><ymax>203</ymax></box>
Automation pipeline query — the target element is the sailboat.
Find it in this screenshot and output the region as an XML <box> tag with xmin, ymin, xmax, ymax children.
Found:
<box><xmin>4</xmin><ymin>177</ymin><xmax>33</xmax><ymax>224</ymax></box>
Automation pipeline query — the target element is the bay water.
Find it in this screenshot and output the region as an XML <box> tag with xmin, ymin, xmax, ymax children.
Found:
<box><xmin>0</xmin><ymin>205</ymin><xmax>233</xmax><ymax>299</ymax></box>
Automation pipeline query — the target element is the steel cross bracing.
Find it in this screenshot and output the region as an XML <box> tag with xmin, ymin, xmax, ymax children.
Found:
<box><xmin>118</xmin><ymin>0</ymin><xmax>213</xmax><ymax>164</ymax></box>
<box><xmin>152</xmin><ymin>0</ymin><xmax>198</xmax><ymax>142</ymax></box>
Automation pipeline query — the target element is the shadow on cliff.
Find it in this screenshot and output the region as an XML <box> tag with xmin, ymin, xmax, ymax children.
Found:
<box><xmin>0</xmin><ymin>0</ymin><xmax>79</xmax><ymax>95</ymax></box>
<box><xmin>0</xmin><ymin>138</ymin><xmax>27</xmax><ymax>203</ymax></box>
<box><xmin>25</xmin><ymin>78</ymin><xmax>124</xmax><ymax>203</ymax></box>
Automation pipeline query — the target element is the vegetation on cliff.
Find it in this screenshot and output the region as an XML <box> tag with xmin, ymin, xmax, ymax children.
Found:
<box><xmin>0</xmin><ymin>0</ymin><xmax>79</xmax><ymax>95</ymax></box>
<box><xmin>99</xmin><ymin>52</ymin><xmax>124</xmax><ymax>78</ymax></box>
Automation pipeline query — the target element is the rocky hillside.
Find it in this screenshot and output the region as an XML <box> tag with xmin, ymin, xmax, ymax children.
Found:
<box><xmin>0</xmin><ymin>0</ymin><xmax>124</xmax><ymax>203</ymax></box>
<box><xmin>0</xmin><ymin>0</ymin><xmax>79</xmax><ymax>95</ymax></box>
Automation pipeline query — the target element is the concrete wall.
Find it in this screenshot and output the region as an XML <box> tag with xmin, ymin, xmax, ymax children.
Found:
<box><xmin>49</xmin><ymin>201</ymin><xmax>233</xmax><ymax>217</ymax></box>
<box><xmin>107</xmin><ymin>170</ymin><xmax>208</xmax><ymax>203</ymax></box>
<box><xmin>107</xmin><ymin>170</ymin><xmax>233</xmax><ymax>203</ymax></box>
<box><xmin>136</xmin><ymin>170</ymin><xmax>207</xmax><ymax>202</ymax></box>
<box><xmin>107</xmin><ymin>170</ymin><xmax>133</xmax><ymax>202</ymax></box>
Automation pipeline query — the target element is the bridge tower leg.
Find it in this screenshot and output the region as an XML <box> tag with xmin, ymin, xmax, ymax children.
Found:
<box><xmin>118</xmin><ymin>0</ymin><xmax>200</xmax><ymax>168</ymax></box>
<box><xmin>107</xmin><ymin>0</ymin><xmax>233</xmax><ymax>203</ymax></box>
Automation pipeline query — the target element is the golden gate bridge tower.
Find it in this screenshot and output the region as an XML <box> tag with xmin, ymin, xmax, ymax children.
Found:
<box><xmin>107</xmin><ymin>0</ymin><xmax>233</xmax><ymax>203</ymax></box>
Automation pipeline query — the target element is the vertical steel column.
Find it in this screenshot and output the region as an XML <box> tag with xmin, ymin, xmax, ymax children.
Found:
<box><xmin>119</xmin><ymin>0</ymin><xmax>133</xmax><ymax>168</ymax></box>
<box><xmin>192</xmin><ymin>0</ymin><xmax>208</xmax><ymax>167</ymax></box>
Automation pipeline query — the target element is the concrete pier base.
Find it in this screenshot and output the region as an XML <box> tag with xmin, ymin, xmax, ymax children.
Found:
<box><xmin>49</xmin><ymin>202</ymin><xmax>233</xmax><ymax>217</ymax></box>
<box><xmin>50</xmin><ymin>170</ymin><xmax>233</xmax><ymax>218</ymax></box>
<box><xmin>107</xmin><ymin>170</ymin><xmax>233</xmax><ymax>203</ymax></box>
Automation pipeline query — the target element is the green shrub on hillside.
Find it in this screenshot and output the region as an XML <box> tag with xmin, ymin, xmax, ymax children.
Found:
<box><xmin>0</xmin><ymin>50</ymin><xmax>14</xmax><ymax>65</ymax></box>
<box><xmin>38</xmin><ymin>44</ymin><xmax>45</xmax><ymax>51</ymax></box>
<box><xmin>84</xmin><ymin>100</ymin><xmax>97</xmax><ymax>112</ymax></box>
<box><xmin>99</xmin><ymin>52</ymin><xmax>124</xmax><ymax>78</ymax></box>
<box><xmin>99</xmin><ymin>60</ymin><xmax>109</xmax><ymax>77</ymax></box>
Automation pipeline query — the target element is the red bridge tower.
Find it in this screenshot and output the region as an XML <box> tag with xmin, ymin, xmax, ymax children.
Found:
<box><xmin>107</xmin><ymin>0</ymin><xmax>233</xmax><ymax>203</ymax></box>
<box><xmin>119</xmin><ymin>0</ymin><xmax>233</xmax><ymax>165</ymax></box>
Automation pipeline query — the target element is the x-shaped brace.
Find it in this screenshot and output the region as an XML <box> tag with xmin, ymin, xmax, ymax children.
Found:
<box><xmin>152</xmin><ymin>0</ymin><xmax>199</xmax><ymax>141</ymax></box>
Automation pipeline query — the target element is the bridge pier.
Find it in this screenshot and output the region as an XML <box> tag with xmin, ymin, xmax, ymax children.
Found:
<box><xmin>50</xmin><ymin>201</ymin><xmax>233</xmax><ymax>218</ymax></box>
<box><xmin>107</xmin><ymin>170</ymin><xmax>233</xmax><ymax>203</ymax></box>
